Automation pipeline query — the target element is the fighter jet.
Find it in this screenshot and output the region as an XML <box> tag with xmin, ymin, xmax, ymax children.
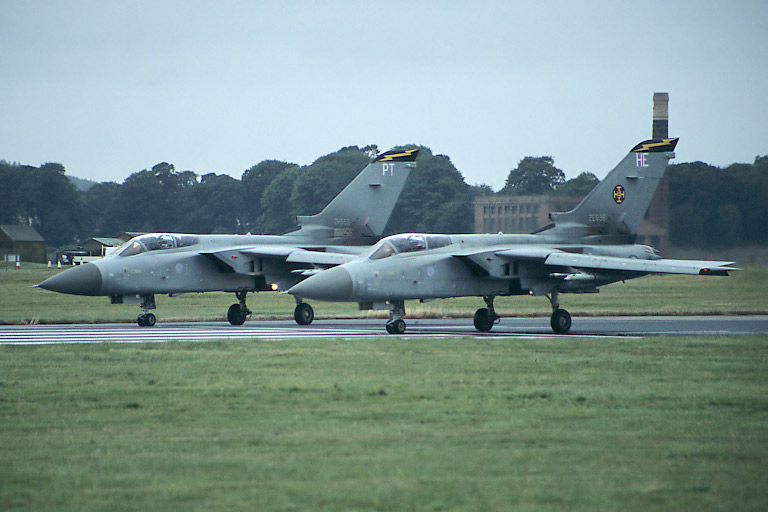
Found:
<box><xmin>38</xmin><ymin>149</ymin><xmax>418</xmax><ymax>326</ymax></box>
<box><xmin>287</xmin><ymin>139</ymin><xmax>738</xmax><ymax>334</ymax></box>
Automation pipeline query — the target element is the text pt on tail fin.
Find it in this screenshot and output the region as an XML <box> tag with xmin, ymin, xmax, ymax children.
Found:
<box><xmin>294</xmin><ymin>148</ymin><xmax>418</xmax><ymax>244</ymax></box>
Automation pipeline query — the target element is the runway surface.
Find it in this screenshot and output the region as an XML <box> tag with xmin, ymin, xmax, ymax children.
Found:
<box><xmin>1</xmin><ymin>316</ymin><xmax>766</xmax><ymax>345</ymax></box>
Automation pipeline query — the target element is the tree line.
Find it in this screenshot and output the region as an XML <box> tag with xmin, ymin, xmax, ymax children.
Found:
<box><xmin>1</xmin><ymin>148</ymin><xmax>766</xmax><ymax>249</ymax></box>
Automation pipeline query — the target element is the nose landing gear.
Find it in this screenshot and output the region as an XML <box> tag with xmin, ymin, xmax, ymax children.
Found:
<box><xmin>294</xmin><ymin>299</ymin><xmax>314</xmax><ymax>325</ymax></box>
<box><xmin>473</xmin><ymin>295</ymin><xmax>501</xmax><ymax>332</ymax></box>
<box><xmin>137</xmin><ymin>295</ymin><xmax>157</xmax><ymax>327</ymax></box>
<box><xmin>227</xmin><ymin>290</ymin><xmax>252</xmax><ymax>326</ymax></box>
<box><xmin>384</xmin><ymin>301</ymin><xmax>407</xmax><ymax>334</ymax></box>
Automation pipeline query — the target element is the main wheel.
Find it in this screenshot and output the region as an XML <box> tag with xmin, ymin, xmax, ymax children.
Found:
<box><xmin>294</xmin><ymin>302</ymin><xmax>314</xmax><ymax>325</ymax></box>
<box><xmin>227</xmin><ymin>303</ymin><xmax>246</xmax><ymax>326</ymax></box>
<box><xmin>137</xmin><ymin>314</ymin><xmax>147</xmax><ymax>327</ymax></box>
<box><xmin>145</xmin><ymin>313</ymin><xmax>156</xmax><ymax>327</ymax></box>
<box><xmin>550</xmin><ymin>308</ymin><xmax>572</xmax><ymax>334</ymax></box>
<box><xmin>473</xmin><ymin>308</ymin><xmax>495</xmax><ymax>332</ymax></box>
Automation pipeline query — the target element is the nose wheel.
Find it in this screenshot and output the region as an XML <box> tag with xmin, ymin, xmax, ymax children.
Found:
<box><xmin>385</xmin><ymin>318</ymin><xmax>406</xmax><ymax>334</ymax></box>
<box><xmin>294</xmin><ymin>301</ymin><xmax>314</xmax><ymax>325</ymax></box>
<box><xmin>137</xmin><ymin>295</ymin><xmax>157</xmax><ymax>327</ymax></box>
<box><xmin>384</xmin><ymin>301</ymin><xmax>407</xmax><ymax>334</ymax></box>
<box><xmin>227</xmin><ymin>290</ymin><xmax>252</xmax><ymax>326</ymax></box>
<box><xmin>137</xmin><ymin>312</ymin><xmax>156</xmax><ymax>327</ymax></box>
<box><xmin>473</xmin><ymin>296</ymin><xmax>500</xmax><ymax>332</ymax></box>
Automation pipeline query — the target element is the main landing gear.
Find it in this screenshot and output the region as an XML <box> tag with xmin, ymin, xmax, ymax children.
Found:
<box><xmin>226</xmin><ymin>292</ymin><xmax>316</xmax><ymax>326</ymax></box>
<box><xmin>227</xmin><ymin>290</ymin><xmax>252</xmax><ymax>326</ymax></box>
<box><xmin>137</xmin><ymin>294</ymin><xmax>156</xmax><ymax>327</ymax></box>
<box><xmin>468</xmin><ymin>293</ymin><xmax>571</xmax><ymax>334</ymax></box>
<box><xmin>547</xmin><ymin>290</ymin><xmax>572</xmax><ymax>334</ymax></box>
<box><xmin>473</xmin><ymin>295</ymin><xmax>501</xmax><ymax>332</ymax></box>
<box><xmin>385</xmin><ymin>301</ymin><xmax>407</xmax><ymax>334</ymax></box>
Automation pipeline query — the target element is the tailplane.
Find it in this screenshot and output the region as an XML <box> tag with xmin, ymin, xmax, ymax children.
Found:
<box><xmin>549</xmin><ymin>138</ymin><xmax>678</xmax><ymax>243</ymax></box>
<box><xmin>294</xmin><ymin>149</ymin><xmax>418</xmax><ymax>244</ymax></box>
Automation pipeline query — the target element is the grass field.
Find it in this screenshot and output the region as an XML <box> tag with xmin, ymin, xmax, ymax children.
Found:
<box><xmin>1</xmin><ymin>263</ymin><xmax>767</xmax><ymax>324</ymax></box>
<box><xmin>1</xmin><ymin>335</ymin><xmax>767</xmax><ymax>511</ymax></box>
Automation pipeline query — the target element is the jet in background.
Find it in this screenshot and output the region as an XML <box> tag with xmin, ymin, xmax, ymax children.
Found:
<box><xmin>287</xmin><ymin>139</ymin><xmax>737</xmax><ymax>334</ymax></box>
<box><xmin>38</xmin><ymin>149</ymin><xmax>418</xmax><ymax>326</ymax></box>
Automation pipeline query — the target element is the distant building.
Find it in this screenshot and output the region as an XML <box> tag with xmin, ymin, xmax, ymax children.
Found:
<box><xmin>81</xmin><ymin>237</ymin><xmax>123</xmax><ymax>256</ymax></box>
<box><xmin>474</xmin><ymin>189</ymin><xmax>669</xmax><ymax>249</ymax></box>
<box><xmin>114</xmin><ymin>232</ymin><xmax>145</xmax><ymax>243</ymax></box>
<box><xmin>0</xmin><ymin>225</ymin><xmax>47</xmax><ymax>264</ymax></box>
<box><xmin>474</xmin><ymin>92</ymin><xmax>672</xmax><ymax>250</ymax></box>
<box><xmin>474</xmin><ymin>195</ymin><xmax>582</xmax><ymax>234</ymax></box>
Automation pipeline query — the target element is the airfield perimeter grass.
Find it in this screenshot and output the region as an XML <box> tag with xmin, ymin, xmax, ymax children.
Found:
<box><xmin>1</xmin><ymin>263</ymin><xmax>767</xmax><ymax>324</ymax></box>
<box><xmin>1</xmin><ymin>335</ymin><xmax>766</xmax><ymax>511</ymax></box>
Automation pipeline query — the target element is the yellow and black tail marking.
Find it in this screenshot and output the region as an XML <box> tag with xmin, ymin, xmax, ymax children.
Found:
<box><xmin>631</xmin><ymin>138</ymin><xmax>679</xmax><ymax>153</ymax></box>
<box><xmin>375</xmin><ymin>149</ymin><xmax>419</xmax><ymax>162</ymax></box>
<box><xmin>613</xmin><ymin>185</ymin><xmax>626</xmax><ymax>204</ymax></box>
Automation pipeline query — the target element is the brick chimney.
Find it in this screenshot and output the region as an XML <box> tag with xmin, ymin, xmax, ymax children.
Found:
<box><xmin>652</xmin><ymin>92</ymin><xmax>669</xmax><ymax>140</ymax></box>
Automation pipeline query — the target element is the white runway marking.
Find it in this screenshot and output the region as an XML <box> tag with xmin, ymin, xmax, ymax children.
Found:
<box><xmin>0</xmin><ymin>323</ymin><xmax>612</xmax><ymax>345</ymax></box>
<box><xmin>2</xmin><ymin>316</ymin><xmax>765</xmax><ymax>345</ymax></box>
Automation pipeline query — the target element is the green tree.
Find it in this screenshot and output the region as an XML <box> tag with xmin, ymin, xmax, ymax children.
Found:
<box><xmin>0</xmin><ymin>162</ymin><xmax>29</xmax><ymax>224</ymax></box>
<box><xmin>387</xmin><ymin>147</ymin><xmax>478</xmax><ymax>234</ymax></box>
<box><xmin>258</xmin><ymin>166</ymin><xmax>302</xmax><ymax>234</ymax></box>
<box><xmin>241</xmin><ymin>160</ymin><xmax>297</xmax><ymax>232</ymax></box>
<box><xmin>32</xmin><ymin>163</ymin><xmax>86</xmax><ymax>247</ymax></box>
<box><xmin>289</xmin><ymin>146</ymin><xmax>370</xmax><ymax>217</ymax></box>
<box><xmin>178</xmin><ymin>173</ymin><xmax>246</xmax><ymax>233</ymax></box>
<box><xmin>111</xmin><ymin>163</ymin><xmax>198</xmax><ymax>232</ymax></box>
<box><xmin>667</xmin><ymin>159</ymin><xmax>768</xmax><ymax>247</ymax></box>
<box><xmin>500</xmin><ymin>156</ymin><xmax>565</xmax><ymax>195</ymax></box>
<box><xmin>556</xmin><ymin>171</ymin><xmax>599</xmax><ymax>197</ymax></box>
<box><xmin>83</xmin><ymin>182</ymin><xmax>120</xmax><ymax>236</ymax></box>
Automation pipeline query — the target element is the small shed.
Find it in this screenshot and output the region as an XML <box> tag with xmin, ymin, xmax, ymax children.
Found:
<box><xmin>0</xmin><ymin>225</ymin><xmax>47</xmax><ymax>264</ymax></box>
<box><xmin>81</xmin><ymin>237</ymin><xmax>123</xmax><ymax>256</ymax></box>
<box><xmin>114</xmin><ymin>232</ymin><xmax>145</xmax><ymax>243</ymax></box>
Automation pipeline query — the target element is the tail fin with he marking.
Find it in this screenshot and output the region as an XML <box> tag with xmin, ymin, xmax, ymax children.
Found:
<box><xmin>293</xmin><ymin>148</ymin><xmax>418</xmax><ymax>245</ymax></box>
<box><xmin>548</xmin><ymin>138</ymin><xmax>678</xmax><ymax>243</ymax></box>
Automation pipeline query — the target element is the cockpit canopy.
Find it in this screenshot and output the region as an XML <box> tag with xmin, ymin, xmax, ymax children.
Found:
<box><xmin>364</xmin><ymin>233</ymin><xmax>452</xmax><ymax>260</ymax></box>
<box><xmin>116</xmin><ymin>234</ymin><xmax>199</xmax><ymax>257</ymax></box>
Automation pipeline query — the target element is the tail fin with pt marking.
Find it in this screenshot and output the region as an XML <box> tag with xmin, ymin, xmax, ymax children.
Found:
<box><xmin>294</xmin><ymin>149</ymin><xmax>418</xmax><ymax>245</ymax></box>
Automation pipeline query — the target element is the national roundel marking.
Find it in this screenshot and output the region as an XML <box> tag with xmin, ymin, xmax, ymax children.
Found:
<box><xmin>612</xmin><ymin>185</ymin><xmax>625</xmax><ymax>204</ymax></box>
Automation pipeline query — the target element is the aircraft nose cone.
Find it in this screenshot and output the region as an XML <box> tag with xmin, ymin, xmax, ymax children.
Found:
<box><xmin>288</xmin><ymin>266</ymin><xmax>353</xmax><ymax>301</ymax></box>
<box><xmin>38</xmin><ymin>263</ymin><xmax>103</xmax><ymax>296</ymax></box>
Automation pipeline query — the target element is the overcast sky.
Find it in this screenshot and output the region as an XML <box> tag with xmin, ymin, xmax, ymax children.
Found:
<box><xmin>2</xmin><ymin>1</ymin><xmax>766</xmax><ymax>189</ymax></box>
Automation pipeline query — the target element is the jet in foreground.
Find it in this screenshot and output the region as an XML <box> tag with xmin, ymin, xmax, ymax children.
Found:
<box><xmin>287</xmin><ymin>139</ymin><xmax>737</xmax><ymax>334</ymax></box>
<box><xmin>38</xmin><ymin>149</ymin><xmax>418</xmax><ymax>326</ymax></box>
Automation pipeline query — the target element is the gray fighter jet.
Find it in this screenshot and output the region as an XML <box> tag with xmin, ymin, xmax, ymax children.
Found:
<box><xmin>38</xmin><ymin>149</ymin><xmax>418</xmax><ymax>326</ymax></box>
<box><xmin>287</xmin><ymin>139</ymin><xmax>737</xmax><ymax>334</ymax></box>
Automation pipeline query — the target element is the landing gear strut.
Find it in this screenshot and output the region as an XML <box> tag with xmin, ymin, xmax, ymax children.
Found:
<box><xmin>385</xmin><ymin>300</ymin><xmax>406</xmax><ymax>334</ymax></box>
<box><xmin>137</xmin><ymin>294</ymin><xmax>156</xmax><ymax>327</ymax></box>
<box><xmin>473</xmin><ymin>295</ymin><xmax>501</xmax><ymax>332</ymax></box>
<box><xmin>227</xmin><ymin>290</ymin><xmax>252</xmax><ymax>326</ymax></box>
<box><xmin>294</xmin><ymin>299</ymin><xmax>314</xmax><ymax>325</ymax></box>
<box><xmin>547</xmin><ymin>290</ymin><xmax>572</xmax><ymax>334</ymax></box>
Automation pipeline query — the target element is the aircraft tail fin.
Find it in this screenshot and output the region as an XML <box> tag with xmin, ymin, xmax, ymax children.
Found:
<box><xmin>549</xmin><ymin>138</ymin><xmax>678</xmax><ymax>243</ymax></box>
<box><xmin>294</xmin><ymin>149</ymin><xmax>417</xmax><ymax>244</ymax></box>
